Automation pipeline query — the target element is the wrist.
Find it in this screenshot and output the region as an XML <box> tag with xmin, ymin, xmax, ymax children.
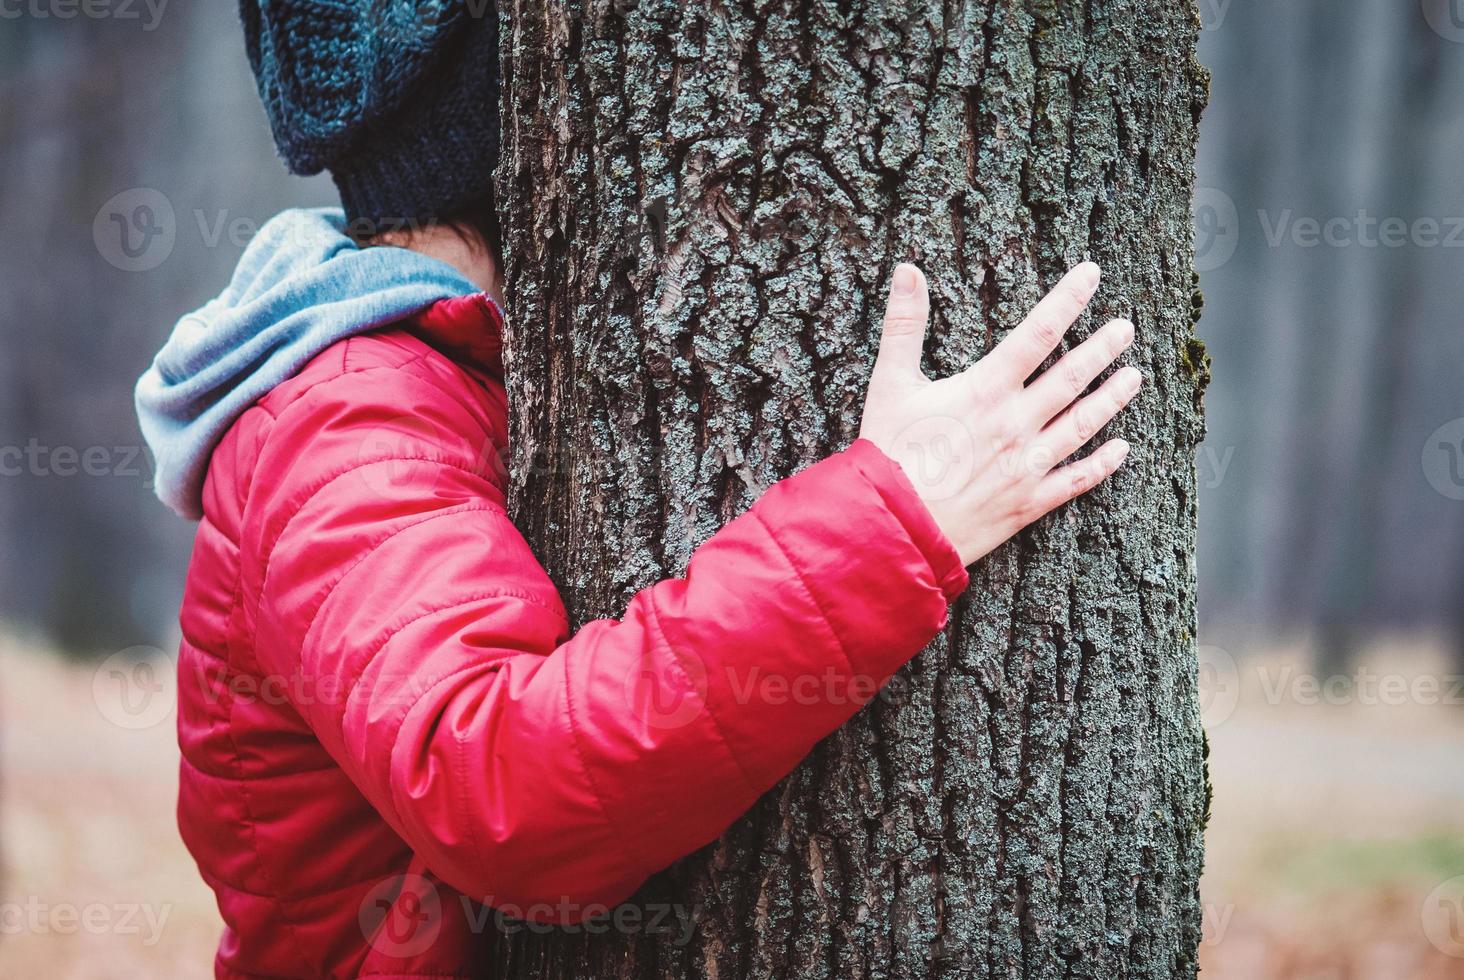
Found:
<box><xmin>845</xmin><ymin>439</ymin><xmax>970</xmax><ymax>600</ymax></box>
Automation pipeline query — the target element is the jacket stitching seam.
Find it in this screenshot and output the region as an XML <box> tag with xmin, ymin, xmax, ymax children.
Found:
<box><xmin>750</xmin><ymin>509</ymin><xmax>858</xmax><ymax>679</ymax></box>
<box><xmin>218</xmin><ymin>570</ymin><xmax>318</xmax><ymax>975</ymax></box>
<box><xmin>180</xmin><ymin>750</ymin><xmax>345</xmax><ymax>781</ymax></box>
<box><xmin>331</xmin><ymin>593</ymin><xmax>549</xmax><ymax>732</ymax></box>
<box><xmin>213</xmin><ymin>481</ymin><xmax>317</xmax><ymax>973</ymax></box>
<box><xmin>371</xmin><ymin>653</ymin><xmax>594</xmax><ymax>897</ymax></box>
<box><xmin>560</xmin><ymin>643</ymin><xmax>638</xmax><ymax>889</ymax></box>
<box><xmin>269</xmin><ymin>347</ymin><xmax>437</xmax><ymax>414</ymax></box>
<box><xmin>258</xmin><ymin>457</ymin><xmax>501</xmax><ymax>593</ymax></box>
<box><xmin>248</xmin><ymin>351</ymin><xmax>438</xmax><ymax>423</ymax></box>
<box><xmin>201</xmin><ymin>865</ymin><xmax>407</xmax><ymax>903</ymax></box>
<box><xmin>285</xmin><ymin>504</ymin><xmax>518</xmax><ymax>655</ymax></box>
<box><xmin>453</xmin><ymin>698</ymin><xmax>488</xmax><ymax>892</ymax></box>
<box><xmin>306</xmin><ymin>578</ymin><xmax>564</xmax><ymax>715</ymax></box>
<box><xmin>642</xmin><ymin>591</ymin><xmax>759</xmax><ymax>795</ymax></box>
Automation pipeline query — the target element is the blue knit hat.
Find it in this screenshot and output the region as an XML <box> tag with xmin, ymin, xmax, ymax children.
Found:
<box><xmin>239</xmin><ymin>1</ymin><xmax>500</xmax><ymax>227</ymax></box>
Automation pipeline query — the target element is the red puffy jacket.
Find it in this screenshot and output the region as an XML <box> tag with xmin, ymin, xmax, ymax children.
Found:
<box><xmin>176</xmin><ymin>292</ymin><xmax>968</xmax><ymax>978</ymax></box>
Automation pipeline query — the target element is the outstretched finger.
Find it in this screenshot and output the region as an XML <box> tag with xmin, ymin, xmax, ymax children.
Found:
<box><xmin>872</xmin><ymin>263</ymin><xmax>931</xmax><ymax>386</ymax></box>
<box><xmin>985</xmin><ymin>262</ymin><xmax>1101</xmax><ymax>387</ymax></box>
<box><xmin>1036</xmin><ymin>367</ymin><xmax>1143</xmax><ymax>463</ymax></box>
<box><xmin>1030</xmin><ymin>437</ymin><xmax>1130</xmax><ymax>516</ymax></box>
<box><xmin>1022</xmin><ymin>318</ymin><xmax>1135</xmax><ymax>425</ymax></box>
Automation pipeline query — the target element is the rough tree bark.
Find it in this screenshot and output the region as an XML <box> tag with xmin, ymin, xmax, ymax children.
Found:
<box><xmin>493</xmin><ymin>1</ymin><xmax>1210</xmax><ymax>977</ymax></box>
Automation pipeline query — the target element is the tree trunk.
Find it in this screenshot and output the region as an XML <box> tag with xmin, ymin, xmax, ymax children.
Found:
<box><xmin>494</xmin><ymin>2</ymin><xmax>1210</xmax><ymax>977</ymax></box>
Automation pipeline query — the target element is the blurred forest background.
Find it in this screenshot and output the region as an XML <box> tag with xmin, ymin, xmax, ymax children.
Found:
<box><xmin>2</xmin><ymin>1</ymin><xmax>1463</xmax><ymax>977</ymax></box>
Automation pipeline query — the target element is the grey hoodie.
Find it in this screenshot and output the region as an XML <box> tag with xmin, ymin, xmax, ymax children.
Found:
<box><xmin>135</xmin><ymin>208</ymin><xmax>478</xmax><ymax>519</ymax></box>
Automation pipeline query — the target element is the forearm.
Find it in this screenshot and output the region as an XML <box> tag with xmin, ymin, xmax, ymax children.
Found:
<box><xmin>285</xmin><ymin>440</ymin><xmax>965</xmax><ymax>917</ymax></box>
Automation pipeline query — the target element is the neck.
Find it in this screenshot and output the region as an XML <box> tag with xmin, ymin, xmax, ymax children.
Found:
<box><xmin>370</xmin><ymin>224</ymin><xmax>504</xmax><ymax>304</ymax></box>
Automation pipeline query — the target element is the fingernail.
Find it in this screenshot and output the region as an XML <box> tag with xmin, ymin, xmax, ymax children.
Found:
<box><xmin>1114</xmin><ymin>319</ymin><xmax>1135</xmax><ymax>346</ymax></box>
<box><xmin>1077</xmin><ymin>262</ymin><xmax>1101</xmax><ymax>292</ymax></box>
<box><xmin>1111</xmin><ymin>439</ymin><xmax>1130</xmax><ymax>461</ymax></box>
<box><xmin>1123</xmin><ymin>367</ymin><xmax>1143</xmax><ymax>392</ymax></box>
<box><xmin>893</xmin><ymin>264</ymin><xmax>919</xmax><ymax>297</ymax></box>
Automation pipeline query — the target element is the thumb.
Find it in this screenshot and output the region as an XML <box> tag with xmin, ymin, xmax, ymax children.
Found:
<box><xmin>873</xmin><ymin>263</ymin><xmax>930</xmax><ymax>385</ymax></box>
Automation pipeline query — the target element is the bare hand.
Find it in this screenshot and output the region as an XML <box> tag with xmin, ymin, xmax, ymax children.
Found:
<box><xmin>859</xmin><ymin>262</ymin><xmax>1141</xmax><ymax>566</ymax></box>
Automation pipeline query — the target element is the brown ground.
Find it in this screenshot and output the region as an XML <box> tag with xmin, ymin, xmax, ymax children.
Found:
<box><xmin>3</xmin><ymin>631</ymin><xmax>1462</xmax><ymax>978</ymax></box>
<box><xmin>1196</xmin><ymin>634</ymin><xmax>1464</xmax><ymax>979</ymax></box>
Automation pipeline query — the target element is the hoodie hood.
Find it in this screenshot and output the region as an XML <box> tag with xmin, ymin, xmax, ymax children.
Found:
<box><xmin>136</xmin><ymin>207</ymin><xmax>481</xmax><ymax>519</ymax></box>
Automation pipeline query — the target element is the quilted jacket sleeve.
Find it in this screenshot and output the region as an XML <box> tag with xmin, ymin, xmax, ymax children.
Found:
<box><xmin>243</xmin><ymin>349</ymin><xmax>968</xmax><ymax>921</ymax></box>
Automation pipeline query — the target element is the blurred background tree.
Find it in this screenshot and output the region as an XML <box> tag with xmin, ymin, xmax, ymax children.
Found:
<box><xmin>0</xmin><ymin>2</ymin><xmax>330</xmax><ymax>653</ymax></box>
<box><xmin>1197</xmin><ymin>0</ymin><xmax>1464</xmax><ymax>671</ymax></box>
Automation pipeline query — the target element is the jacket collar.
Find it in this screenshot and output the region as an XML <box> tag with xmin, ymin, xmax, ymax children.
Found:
<box><xmin>412</xmin><ymin>292</ymin><xmax>505</xmax><ymax>375</ymax></box>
